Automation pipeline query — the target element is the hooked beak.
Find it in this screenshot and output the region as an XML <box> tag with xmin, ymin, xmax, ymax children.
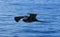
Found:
<box><xmin>14</xmin><ymin>17</ymin><xmax>21</xmax><ymax>22</ymax></box>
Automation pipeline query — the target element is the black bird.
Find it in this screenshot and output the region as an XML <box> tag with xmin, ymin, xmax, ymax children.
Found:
<box><xmin>14</xmin><ymin>13</ymin><xmax>43</xmax><ymax>22</ymax></box>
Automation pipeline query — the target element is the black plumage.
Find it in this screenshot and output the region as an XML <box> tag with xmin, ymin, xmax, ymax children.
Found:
<box><xmin>14</xmin><ymin>13</ymin><xmax>43</xmax><ymax>22</ymax></box>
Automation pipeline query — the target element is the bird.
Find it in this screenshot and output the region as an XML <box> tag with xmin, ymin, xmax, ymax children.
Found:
<box><xmin>14</xmin><ymin>13</ymin><xmax>43</xmax><ymax>22</ymax></box>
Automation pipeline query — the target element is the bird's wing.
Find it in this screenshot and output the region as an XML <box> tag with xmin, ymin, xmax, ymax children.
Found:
<box><xmin>30</xmin><ymin>14</ymin><xmax>37</xmax><ymax>17</ymax></box>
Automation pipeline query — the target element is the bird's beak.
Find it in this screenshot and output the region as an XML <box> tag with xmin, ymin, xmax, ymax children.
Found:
<box><xmin>14</xmin><ymin>17</ymin><xmax>21</xmax><ymax>22</ymax></box>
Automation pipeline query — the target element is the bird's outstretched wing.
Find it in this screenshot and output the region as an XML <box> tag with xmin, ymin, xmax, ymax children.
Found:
<box><xmin>28</xmin><ymin>13</ymin><xmax>37</xmax><ymax>18</ymax></box>
<box><xmin>14</xmin><ymin>16</ymin><xmax>24</xmax><ymax>22</ymax></box>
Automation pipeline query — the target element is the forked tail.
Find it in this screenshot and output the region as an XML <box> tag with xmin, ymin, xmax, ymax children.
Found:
<box><xmin>37</xmin><ymin>20</ymin><xmax>45</xmax><ymax>22</ymax></box>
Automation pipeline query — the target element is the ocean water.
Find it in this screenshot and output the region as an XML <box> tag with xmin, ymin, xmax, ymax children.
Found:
<box><xmin>0</xmin><ymin>0</ymin><xmax>60</xmax><ymax>37</ymax></box>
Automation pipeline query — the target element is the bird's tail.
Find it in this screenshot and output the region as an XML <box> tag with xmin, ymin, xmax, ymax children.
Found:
<box><xmin>37</xmin><ymin>20</ymin><xmax>45</xmax><ymax>22</ymax></box>
<box><xmin>37</xmin><ymin>20</ymin><xmax>49</xmax><ymax>23</ymax></box>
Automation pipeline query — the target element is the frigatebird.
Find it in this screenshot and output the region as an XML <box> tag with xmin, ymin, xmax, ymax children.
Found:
<box><xmin>14</xmin><ymin>13</ymin><xmax>43</xmax><ymax>22</ymax></box>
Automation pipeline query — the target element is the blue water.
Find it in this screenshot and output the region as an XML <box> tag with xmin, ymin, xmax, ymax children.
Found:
<box><xmin>0</xmin><ymin>0</ymin><xmax>60</xmax><ymax>37</ymax></box>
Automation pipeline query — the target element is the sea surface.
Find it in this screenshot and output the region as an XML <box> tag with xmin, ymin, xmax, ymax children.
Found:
<box><xmin>0</xmin><ymin>0</ymin><xmax>60</xmax><ymax>37</ymax></box>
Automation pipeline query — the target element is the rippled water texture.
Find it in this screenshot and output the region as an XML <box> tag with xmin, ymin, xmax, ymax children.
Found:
<box><xmin>0</xmin><ymin>0</ymin><xmax>60</xmax><ymax>37</ymax></box>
